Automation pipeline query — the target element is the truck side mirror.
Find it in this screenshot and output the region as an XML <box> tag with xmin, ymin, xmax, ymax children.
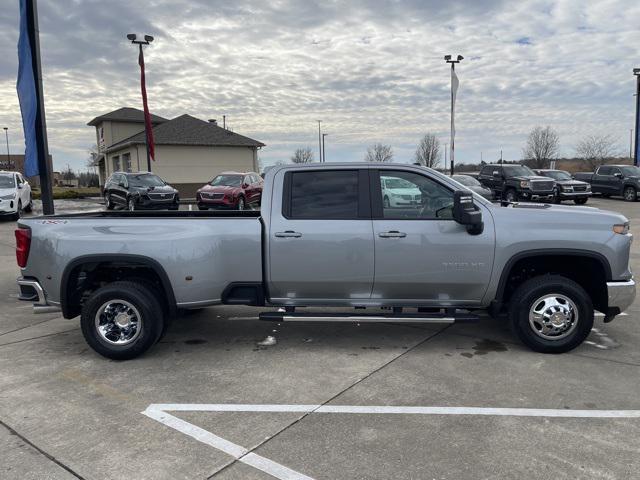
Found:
<box><xmin>614</xmin><ymin>172</ymin><xmax>623</xmax><ymax>179</ymax></box>
<box><xmin>492</xmin><ymin>171</ymin><xmax>500</xmax><ymax>178</ymax></box>
<box><xmin>453</xmin><ymin>191</ymin><xmax>483</xmax><ymax>235</ymax></box>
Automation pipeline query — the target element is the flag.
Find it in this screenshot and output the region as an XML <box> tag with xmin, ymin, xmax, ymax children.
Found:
<box><xmin>138</xmin><ymin>47</ymin><xmax>155</xmax><ymax>161</ymax></box>
<box><xmin>16</xmin><ymin>0</ymin><xmax>39</xmax><ymax>177</ymax></box>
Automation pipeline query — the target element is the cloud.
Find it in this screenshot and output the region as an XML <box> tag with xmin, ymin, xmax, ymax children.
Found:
<box><xmin>0</xmin><ymin>0</ymin><xmax>638</xmax><ymax>172</ymax></box>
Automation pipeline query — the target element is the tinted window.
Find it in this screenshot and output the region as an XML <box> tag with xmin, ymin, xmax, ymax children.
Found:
<box><xmin>598</xmin><ymin>166</ymin><xmax>611</xmax><ymax>175</ymax></box>
<box><xmin>289</xmin><ymin>170</ymin><xmax>358</xmax><ymax>219</ymax></box>
<box><xmin>621</xmin><ymin>166</ymin><xmax>640</xmax><ymax>176</ymax></box>
<box><xmin>379</xmin><ymin>171</ymin><xmax>454</xmax><ymax>220</ymax></box>
<box><xmin>128</xmin><ymin>174</ymin><xmax>165</xmax><ymax>187</ymax></box>
<box><xmin>452</xmin><ymin>175</ymin><xmax>480</xmax><ymax>186</ymax></box>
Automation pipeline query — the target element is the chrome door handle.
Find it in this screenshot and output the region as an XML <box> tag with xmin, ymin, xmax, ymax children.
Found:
<box><xmin>275</xmin><ymin>231</ymin><xmax>302</xmax><ymax>238</ymax></box>
<box><xmin>378</xmin><ymin>231</ymin><xmax>407</xmax><ymax>238</ymax></box>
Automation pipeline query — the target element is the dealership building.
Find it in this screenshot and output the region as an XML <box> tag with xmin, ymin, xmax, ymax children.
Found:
<box><xmin>88</xmin><ymin>107</ymin><xmax>265</xmax><ymax>197</ymax></box>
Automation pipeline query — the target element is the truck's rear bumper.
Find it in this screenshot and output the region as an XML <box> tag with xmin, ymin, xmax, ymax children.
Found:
<box><xmin>607</xmin><ymin>279</ymin><xmax>636</xmax><ymax>312</ymax></box>
<box><xmin>16</xmin><ymin>277</ymin><xmax>61</xmax><ymax>314</ymax></box>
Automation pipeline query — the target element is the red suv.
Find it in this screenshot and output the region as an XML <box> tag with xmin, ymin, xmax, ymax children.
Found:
<box><xmin>197</xmin><ymin>171</ymin><xmax>263</xmax><ymax>210</ymax></box>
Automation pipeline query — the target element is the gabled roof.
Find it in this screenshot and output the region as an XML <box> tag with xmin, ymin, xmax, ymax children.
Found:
<box><xmin>87</xmin><ymin>107</ymin><xmax>168</xmax><ymax>126</ymax></box>
<box><xmin>107</xmin><ymin>114</ymin><xmax>265</xmax><ymax>151</ymax></box>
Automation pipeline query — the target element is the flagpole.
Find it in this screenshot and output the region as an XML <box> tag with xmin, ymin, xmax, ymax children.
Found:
<box><xmin>444</xmin><ymin>54</ymin><xmax>463</xmax><ymax>177</ymax></box>
<box><xmin>19</xmin><ymin>0</ymin><xmax>54</xmax><ymax>214</ymax></box>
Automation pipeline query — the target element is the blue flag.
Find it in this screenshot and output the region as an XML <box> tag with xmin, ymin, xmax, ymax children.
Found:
<box><xmin>16</xmin><ymin>0</ymin><xmax>39</xmax><ymax>177</ymax></box>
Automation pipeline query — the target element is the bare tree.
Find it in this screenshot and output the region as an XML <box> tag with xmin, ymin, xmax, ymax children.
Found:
<box><xmin>522</xmin><ymin>126</ymin><xmax>559</xmax><ymax>169</ymax></box>
<box><xmin>365</xmin><ymin>143</ymin><xmax>394</xmax><ymax>162</ymax></box>
<box><xmin>86</xmin><ymin>145</ymin><xmax>100</xmax><ymax>170</ymax></box>
<box><xmin>575</xmin><ymin>134</ymin><xmax>620</xmax><ymax>170</ymax></box>
<box><xmin>415</xmin><ymin>133</ymin><xmax>441</xmax><ymax>168</ymax></box>
<box><xmin>291</xmin><ymin>147</ymin><xmax>314</xmax><ymax>164</ymax></box>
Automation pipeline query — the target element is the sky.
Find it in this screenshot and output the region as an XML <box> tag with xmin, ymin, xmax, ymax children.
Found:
<box><xmin>0</xmin><ymin>0</ymin><xmax>639</xmax><ymax>173</ymax></box>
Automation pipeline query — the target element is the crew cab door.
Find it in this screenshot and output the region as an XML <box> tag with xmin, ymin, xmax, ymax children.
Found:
<box><xmin>370</xmin><ymin>168</ymin><xmax>495</xmax><ymax>305</ymax></box>
<box><xmin>267</xmin><ymin>168</ymin><xmax>374</xmax><ymax>303</ymax></box>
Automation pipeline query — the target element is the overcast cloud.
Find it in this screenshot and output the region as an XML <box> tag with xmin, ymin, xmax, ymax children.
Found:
<box><xmin>0</xmin><ymin>0</ymin><xmax>639</xmax><ymax>171</ymax></box>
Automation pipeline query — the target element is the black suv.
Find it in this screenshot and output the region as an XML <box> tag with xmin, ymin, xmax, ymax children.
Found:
<box><xmin>104</xmin><ymin>172</ymin><xmax>179</xmax><ymax>211</ymax></box>
<box><xmin>534</xmin><ymin>169</ymin><xmax>591</xmax><ymax>205</ymax></box>
<box><xmin>478</xmin><ymin>164</ymin><xmax>555</xmax><ymax>202</ymax></box>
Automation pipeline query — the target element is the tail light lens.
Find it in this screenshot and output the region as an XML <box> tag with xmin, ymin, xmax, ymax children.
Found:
<box><xmin>15</xmin><ymin>228</ymin><xmax>31</xmax><ymax>268</ymax></box>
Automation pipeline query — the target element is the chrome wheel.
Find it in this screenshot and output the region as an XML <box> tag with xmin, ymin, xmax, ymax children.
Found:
<box><xmin>94</xmin><ymin>300</ymin><xmax>142</xmax><ymax>345</ymax></box>
<box><xmin>624</xmin><ymin>187</ymin><xmax>636</xmax><ymax>202</ymax></box>
<box><xmin>528</xmin><ymin>294</ymin><xmax>579</xmax><ymax>340</ymax></box>
<box><xmin>383</xmin><ymin>196</ymin><xmax>390</xmax><ymax>208</ymax></box>
<box><xmin>237</xmin><ymin>198</ymin><xmax>245</xmax><ymax>210</ymax></box>
<box><xmin>128</xmin><ymin>198</ymin><xmax>136</xmax><ymax>211</ymax></box>
<box><xmin>505</xmin><ymin>190</ymin><xmax>517</xmax><ymax>202</ymax></box>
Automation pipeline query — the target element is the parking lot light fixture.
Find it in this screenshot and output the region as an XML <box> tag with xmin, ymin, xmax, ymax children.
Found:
<box><xmin>322</xmin><ymin>133</ymin><xmax>328</xmax><ymax>162</ymax></box>
<box><xmin>3</xmin><ymin>127</ymin><xmax>9</xmax><ymax>161</ymax></box>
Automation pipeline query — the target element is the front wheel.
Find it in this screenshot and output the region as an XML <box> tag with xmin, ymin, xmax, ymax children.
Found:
<box><xmin>12</xmin><ymin>200</ymin><xmax>22</xmax><ymax>221</ymax></box>
<box><xmin>553</xmin><ymin>189</ymin><xmax>561</xmax><ymax>204</ymax></box>
<box><xmin>508</xmin><ymin>275</ymin><xmax>593</xmax><ymax>353</ymax></box>
<box><xmin>237</xmin><ymin>197</ymin><xmax>245</xmax><ymax>211</ymax></box>
<box><xmin>623</xmin><ymin>186</ymin><xmax>637</xmax><ymax>202</ymax></box>
<box><xmin>574</xmin><ymin>197</ymin><xmax>588</xmax><ymax>205</ymax></box>
<box><xmin>80</xmin><ymin>281</ymin><xmax>165</xmax><ymax>360</ymax></box>
<box><xmin>128</xmin><ymin>198</ymin><xmax>136</xmax><ymax>211</ymax></box>
<box><xmin>105</xmin><ymin>193</ymin><xmax>114</xmax><ymax>210</ymax></box>
<box><xmin>24</xmin><ymin>195</ymin><xmax>32</xmax><ymax>212</ymax></box>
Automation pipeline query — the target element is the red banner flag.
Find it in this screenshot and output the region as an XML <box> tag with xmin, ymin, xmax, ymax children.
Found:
<box><xmin>138</xmin><ymin>47</ymin><xmax>155</xmax><ymax>162</ymax></box>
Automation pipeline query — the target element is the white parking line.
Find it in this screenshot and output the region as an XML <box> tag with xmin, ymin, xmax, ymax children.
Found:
<box><xmin>142</xmin><ymin>403</ymin><xmax>640</xmax><ymax>480</ymax></box>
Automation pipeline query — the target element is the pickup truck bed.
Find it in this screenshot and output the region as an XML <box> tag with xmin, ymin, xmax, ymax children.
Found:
<box><xmin>16</xmin><ymin>163</ymin><xmax>636</xmax><ymax>359</ymax></box>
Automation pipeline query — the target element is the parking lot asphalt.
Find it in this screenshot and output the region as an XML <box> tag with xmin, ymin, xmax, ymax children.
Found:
<box><xmin>1</xmin><ymin>197</ymin><xmax>639</xmax><ymax>480</ymax></box>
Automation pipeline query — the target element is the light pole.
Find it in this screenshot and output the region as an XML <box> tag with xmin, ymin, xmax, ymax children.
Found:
<box><xmin>317</xmin><ymin>120</ymin><xmax>322</xmax><ymax>163</ymax></box>
<box><xmin>444</xmin><ymin>54</ymin><xmax>463</xmax><ymax>176</ymax></box>
<box><xmin>2</xmin><ymin>127</ymin><xmax>9</xmax><ymax>163</ymax></box>
<box><xmin>634</xmin><ymin>68</ymin><xmax>640</xmax><ymax>166</ymax></box>
<box><xmin>322</xmin><ymin>134</ymin><xmax>328</xmax><ymax>162</ymax></box>
<box><xmin>127</xmin><ymin>33</ymin><xmax>154</xmax><ymax>172</ymax></box>
<box><xmin>631</xmin><ymin>128</ymin><xmax>634</xmax><ymax>160</ymax></box>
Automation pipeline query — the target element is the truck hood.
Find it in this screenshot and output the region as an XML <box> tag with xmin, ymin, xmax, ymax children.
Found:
<box><xmin>491</xmin><ymin>202</ymin><xmax>628</xmax><ymax>228</ymax></box>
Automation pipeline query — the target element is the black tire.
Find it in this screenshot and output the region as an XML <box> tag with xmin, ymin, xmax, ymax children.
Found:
<box><xmin>128</xmin><ymin>197</ymin><xmax>136</xmax><ymax>211</ymax></box>
<box><xmin>623</xmin><ymin>186</ymin><xmax>637</xmax><ymax>202</ymax></box>
<box><xmin>198</xmin><ymin>205</ymin><xmax>208</xmax><ymax>211</ymax></box>
<box><xmin>508</xmin><ymin>275</ymin><xmax>593</xmax><ymax>353</ymax></box>
<box><xmin>383</xmin><ymin>196</ymin><xmax>390</xmax><ymax>208</ymax></box>
<box><xmin>24</xmin><ymin>196</ymin><xmax>32</xmax><ymax>212</ymax></box>
<box><xmin>237</xmin><ymin>196</ymin><xmax>245</xmax><ymax>211</ymax></box>
<box><xmin>12</xmin><ymin>201</ymin><xmax>22</xmax><ymax>221</ymax></box>
<box><xmin>574</xmin><ymin>197</ymin><xmax>588</xmax><ymax>205</ymax></box>
<box><xmin>552</xmin><ymin>189</ymin><xmax>561</xmax><ymax>204</ymax></box>
<box><xmin>80</xmin><ymin>281</ymin><xmax>165</xmax><ymax>360</ymax></box>
<box><xmin>504</xmin><ymin>189</ymin><xmax>518</xmax><ymax>203</ymax></box>
<box><xmin>105</xmin><ymin>193</ymin><xmax>114</xmax><ymax>210</ymax></box>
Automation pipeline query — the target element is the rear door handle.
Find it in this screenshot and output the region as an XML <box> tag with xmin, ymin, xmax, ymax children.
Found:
<box><xmin>378</xmin><ymin>231</ymin><xmax>407</xmax><ymax>238</ymax></box>
<box><xmin>275</xmin><ymin>231</ymin><xmax>302</xmax><ymax>238</ymax></box>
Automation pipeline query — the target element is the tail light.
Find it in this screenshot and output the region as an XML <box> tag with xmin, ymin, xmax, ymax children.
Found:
<box><xmin>15</xmin><ymin>227</ymin><xmax>31</xmax><ymax>268</ymax></box>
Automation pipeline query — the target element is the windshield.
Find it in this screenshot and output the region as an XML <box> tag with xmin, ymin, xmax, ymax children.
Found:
<box><xmin>452</xmin><ymin>175</ymin><xmax>480</xmax><ymax>187</ymax></box>
<box><xmin>0</xmin><ymin>175</ymin><xmax>16</xmax><ymax>188</ymax></box>
<box><xmin>621</xmin><ymin>166</ymin><xmax>640</xmax><ymax>176</ymax></box>
<box><xmin>127</xmin><ymin>174</ymin><xmax>166</xmax><ymax>187</ymax></box>
<box><xmin>210</xmin><ymin>175</ymin><xmax>242</xmax><ymax>187</ymax></box>
<box><xmin>542</xmin><ymin>170</ymin><xmax>572</xmax><ymax>181</ymax></box>
<box><xmin>503</xmin><ymin>165</ymin><xmax>536</xmax><ymax>177</ymax></box>
<box><xmin>383</xmin><ymin>177</ymin><xmax>416</xmax><ymax>189</ymax></box>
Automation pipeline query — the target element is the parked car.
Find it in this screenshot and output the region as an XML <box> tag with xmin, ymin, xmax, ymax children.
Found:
<box><xmin>381</xmin><ymin>175</ymin><xmax>422</xmax><ymax>207</ymax></box>
<box><xmin>197</xmin><ymin>171</ymin><xmax>263</xmax><ymax>210</ymax></box>
<box><xmin>16</xmin><ymin>163</ymin><xmax>635</xmax><ymax>360</ymax></box>
<box><xmin>478</xmin><ymin>164</ymin><xmax>555</xmax><ymax>202</ymax></box>
<box><xmin>0</xmin><ymin>171</ymin><xmax>32</xmax><ymax>220</ymax></box>
<box><xmin>452</xmin><ymin>174</ymin><xmax>493</xmax><ymax>200</ymax></box>
<box><xmin>574</xmin><ymin>165</ymin><xmax>640</xmax><ymax>202</ymax></box>
<box><xmin>104</xmin><ymin>172</ymin><xmax>179</xmax><ymax>211</ymax></box>
<box><xmin>533</xmin><ymin>169</ymin><xmax>591</xmax><ymax>204</ymax></box>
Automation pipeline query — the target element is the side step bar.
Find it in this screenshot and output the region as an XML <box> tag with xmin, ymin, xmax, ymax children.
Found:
<box><xmin>259</xmin><ymin>311</ymin><xmax>479</xmax><ymax>324</ymax></box>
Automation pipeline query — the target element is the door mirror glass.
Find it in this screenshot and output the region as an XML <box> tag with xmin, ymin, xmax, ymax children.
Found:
<box><xmin>614</xmin><ymin>172</ymin><xmax>623</xmax><ymax>179</ymax></box>
<box><xmin>453</xmin><ymin>191</ymin><xmax>483</xmax><ymax>235</ymax></box>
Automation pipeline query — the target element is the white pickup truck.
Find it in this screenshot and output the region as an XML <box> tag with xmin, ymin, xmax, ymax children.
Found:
<box><xmin>16</xmin><ymin>163</ymin><xmax>635</xmax><ymax>359</ymax></box>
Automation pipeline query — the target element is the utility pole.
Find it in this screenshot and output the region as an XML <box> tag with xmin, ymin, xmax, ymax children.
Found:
<box><xmin>322</xmin><ymin>134</ymin><xmax>328</xmax><ymax>162</ymax></box>
<box><xmin>634</xmin><ymin>69</ymin><xmax>640</xmax><ymax>167</ymax></box>
<box><xmin>630</xmin><ymin>129</ymin><xmax>633</xmax><ymax>159</ymax></box>
<box><xmin>500</xmin><ymin>149</ymin><xmax>503</xmax><ymax>164</ymax></box>
<box><xmin>317</xmin><ymin>120</ymin><xmax>322</xmax><ymax>163</ymax></box>
<box><xmin>3</xmin><ymin>128</ymin><xmax>9</xmax><ymax>162</ymax></box>
<box><xmin>444</xmin><ymin>54</ymin><xmax>463</xmax><ymax>176</ymax></box>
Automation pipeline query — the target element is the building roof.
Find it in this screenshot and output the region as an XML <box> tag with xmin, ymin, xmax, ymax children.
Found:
<box><xmin>87</xmin><ymin>107</ymin><xmax>168</xmax><ymax>126</ymax></box>
<box><xmin>107</xmin><ymin>114</ymin><xmax>265</xmax><ymax>151</ymax></box>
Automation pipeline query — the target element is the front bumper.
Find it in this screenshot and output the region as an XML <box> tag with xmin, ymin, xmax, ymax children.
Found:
<box><xmin>520</xmin><ymin>191</ymin><xmax>554</xmax><ymax>201</ymax></box>
<box><xmin>16</xmin><ymin>277</ymin><xmax>60</xmax><ymax>314</ymax></box>
<box><xmin>607</xmin><ymin>279</ymin><xmax>636</xmax><ymax>313</ymax></box>
<box><xmin>0</xmin><ymin>198</ymin><xmax>18</xmax><ymax>214</ymax></box>
<box><xmin>133</xmin><ymin>198</ymin><xmax>179</xmax><ymax>210</ymax></box>
<box><xmin>558</xmin><ymin>191</ymin><xmax>591</xmax><ymax>199</ymax></box>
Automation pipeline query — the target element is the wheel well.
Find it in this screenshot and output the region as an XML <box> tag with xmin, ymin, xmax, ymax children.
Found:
<box><xmin>61</xmin><ymin>259</ymin><xmax>175</xmax><ymax>319</ymax></box>
<box><xmin>498</xmin><ymin>254</ymin><xmax>608</xmax><ymax>313</ymax></box>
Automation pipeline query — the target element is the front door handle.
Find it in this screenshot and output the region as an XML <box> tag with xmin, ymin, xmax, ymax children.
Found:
<box><xmin>275</xmin><ymin>231</ymin><xmax>302</xmax><ymax>238</ymax></box>
<box><xmin>378</xmin><ymin>231</ymin><xmax>407</xmax><ymax>238</ymax></box>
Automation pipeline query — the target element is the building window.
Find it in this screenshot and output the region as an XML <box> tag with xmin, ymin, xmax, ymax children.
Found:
<box><xmin>122</xmin><ymin>153</ymin><xmax>132</xmax><ymax>172</ymax></box>
<box><xmin>112</xmin><ymin>155</ymin><xmax>120</xmax><ymax>172</ymax></box>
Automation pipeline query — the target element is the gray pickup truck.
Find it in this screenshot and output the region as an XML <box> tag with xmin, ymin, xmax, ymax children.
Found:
<box><xmin>15</xmin><ymin>163</ymin><xmax>635</xmax><ymax>359</ymax></box>
<box><xmin>574</xmin><ymin>165</ymin><xmax>640</xmax><ymax>202</ymax></box>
